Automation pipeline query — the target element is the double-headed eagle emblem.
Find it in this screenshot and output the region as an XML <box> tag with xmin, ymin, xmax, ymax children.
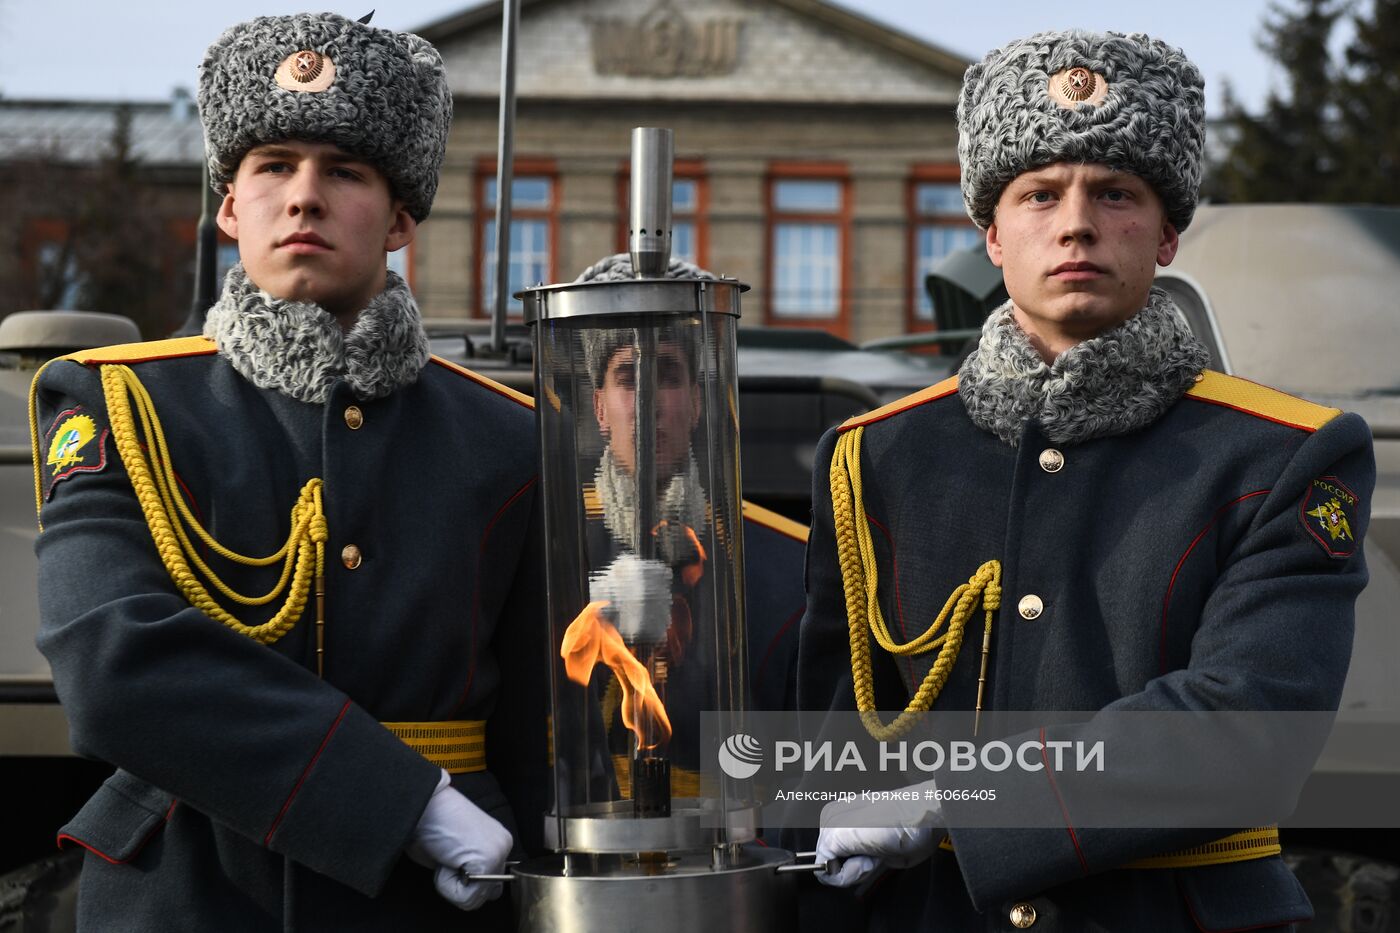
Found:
<box><xmin>1306</xmin><ymin>498</ymin><xmax>1353</xmax><ymax>543</ymax></box>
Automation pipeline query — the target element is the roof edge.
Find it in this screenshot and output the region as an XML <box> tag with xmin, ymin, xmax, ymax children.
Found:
<box><xmin>414</xmin><ymin>0</ymin><xmax>972</xmax><ymax>80</ymax></box>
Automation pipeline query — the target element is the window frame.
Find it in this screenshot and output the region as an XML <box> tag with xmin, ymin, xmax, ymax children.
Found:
<box><xmin>763</xmin><ymin>162</ymin><xmax>852</xmax><ymax>337</ymax></box>
<box><xmin>614</xmin><ymin>159</ymin><xmax>709</xmax><ymax>268</ymax></box>
<box><xmin>907</xmin><ymin>164</ymin><xmax>981</xmax><ymax>333</ymax></box>
<box><xmin>474</xmin><ymin>158</ymin><xmax>559</xmax><ymax>319</ymax></box>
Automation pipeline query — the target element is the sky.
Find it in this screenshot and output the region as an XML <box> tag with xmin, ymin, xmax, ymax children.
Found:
<box><xmin>0</xmin><ymin>0</ymin><xmax>1306</xmax><ymax>117</ymax></box>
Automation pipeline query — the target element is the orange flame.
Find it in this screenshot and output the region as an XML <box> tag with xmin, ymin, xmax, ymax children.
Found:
<box><xmin>561</xmin><ymin>600</ymin><xmax>673</xmax><ymax>748</ymax></box>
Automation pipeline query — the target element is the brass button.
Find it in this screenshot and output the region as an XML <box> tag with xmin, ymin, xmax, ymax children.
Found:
<box><xmin>1009</xmin><ymin>902</ymin><xmax>1037</xmax><ymax>928</ymax></box>
<box><xmin>344</xmin><ymin>406</ymin><xmax>364</xmax><ymax>430</ymax></box>
<box><xmin>1017</xmin><ymin>595</ymin><xmax>1043</xmax><ymax>620</ymax></box>
<box><xmin>1038</xmin><ymin>448</ymin><xmax>1064</xmax><ymax>473</ymax></box>
<box><xmin>341</xmin><ymin>544</ymin><xmax>362</xmax><ymax>570</ymax></box>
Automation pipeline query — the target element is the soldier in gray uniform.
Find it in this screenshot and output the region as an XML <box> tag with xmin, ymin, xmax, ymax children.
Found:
<box><xmin>801</xmin><ymin>30</ymin><xmax>1374</xmax><ymax>932</ymax></box>
<box><xmin>29</xmin><ymin>13</ymin><xmax>548</xmax><ymax>931</ymax></box>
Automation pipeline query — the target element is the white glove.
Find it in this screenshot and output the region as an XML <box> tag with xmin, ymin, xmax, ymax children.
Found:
<box><xmin>815</xmin><ymin>781</ymin><xmax>944</xmax><ymax>888</ymax></box>
<box><xmin>407</xmin><ymin>770</ymin><xmax>514</xmax><ymax>911</ymax></box>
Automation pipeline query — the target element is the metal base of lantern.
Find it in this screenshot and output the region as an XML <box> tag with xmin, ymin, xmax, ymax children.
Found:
<box><xmin>543</xmin><ymin>800</ymin><xmax>758</xmax><ymax>854</ymax></box>
<box><xmin>511</xmin><ymin>845</ymin><xmax>795</xmax><ymax>933</ymax></box>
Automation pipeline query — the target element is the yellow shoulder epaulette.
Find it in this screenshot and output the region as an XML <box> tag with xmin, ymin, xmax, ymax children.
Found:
<box><xmin>840</xmin><ymin>375</ymin><xmax>959</xmax><ymax>432</ymax></box>
<box><xmin>60</xmin><ymin>336</ymin><xmax>216</xmax><ymax>365</ymax></box>
<box><xmin>741</xmin><ymin>499</ymin><xmax>809</xmax><ymax>543</ymax></box>
<box><xmin>428</xmin><ymin>356</ymin><xmax>534</xmax><ymax>410</ymax></box>
<box><xmin>1185</xmin><ymin>370</ymin><xmax>1340</xmax><ymax>433</ymax></box>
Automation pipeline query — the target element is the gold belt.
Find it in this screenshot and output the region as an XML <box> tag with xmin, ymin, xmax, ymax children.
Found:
<box><xmin>937</xmin><ymin>826</ymin><xmax>1280</xmax><ymax>869</ymax></box>
<box><xmin>383</xmin><ymin>720</ymin><xmax>486</xmax><ymax>774</ymax></box>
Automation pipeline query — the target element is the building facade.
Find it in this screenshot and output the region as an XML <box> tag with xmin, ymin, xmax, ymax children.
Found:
<box><xmin>0</xmin><ymin>0</ymin><xmax>977</xmax><ymax>343</ymax></box>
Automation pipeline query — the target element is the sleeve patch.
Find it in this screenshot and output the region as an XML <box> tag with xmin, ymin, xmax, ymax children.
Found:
<box><xmin>1300</xmin><ymin>476</ymin><xmax>1359</xmax><ymax>559</ymax></box>
<box><xmin>42</xmin><ymin>406</ymin><xmax>110</xmax><ymax>501</ymax></box>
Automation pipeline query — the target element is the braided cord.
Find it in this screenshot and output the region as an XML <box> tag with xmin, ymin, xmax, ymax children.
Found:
<box><xmin>27</xmin><ymin>358</ymin><xmax>59</xmax><ymax>529</ymax></box>
<box><xmin>830</xmin><ymin>426</ymin><xmax>1001</xmax><ymax>741</ymax></box>
<box><xmin>100</xmin><ymin>364</ymin><xmax>326</xmax><ymax>645</ymax></box>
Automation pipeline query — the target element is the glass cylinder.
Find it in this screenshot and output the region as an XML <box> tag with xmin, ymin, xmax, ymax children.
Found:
<box><xmin>524</xmin><ymin>278</ymin><xmax>752</xmax><ymax>850</ymax></box>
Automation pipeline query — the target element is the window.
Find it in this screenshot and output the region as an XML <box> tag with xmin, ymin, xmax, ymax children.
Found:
<box><xmin>615</xmin><ymin>164</ymin><xmax>708</xmax><ymax>268</ymax></box>
<box><xmin>478</xmin><ymin>170</ymin><xmax>555</xmax><ymax>316</ymax></box>
<box><xmin>910</xmin><ymin>175</ymin><xmax>981</xmax><ymax>329</ymax></box>
<box><xmin>767</xmin><ymin>170</ymin><xmax>849</xmax><ymax>330</ymax></box>
<box><xmin>671</xmin><ymin>179</ymin><xmax>699</xmax><ymax>265</ymax></box>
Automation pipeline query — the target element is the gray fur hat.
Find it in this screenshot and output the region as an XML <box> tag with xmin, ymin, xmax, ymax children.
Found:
<box><xmin>957</xmin><ymin>30</ymin><xmax>1205</xmax><ymax>231</ymax></box>
<box><xmin>198</xmin><ymin>12</ymin><xmax>452</xmax><ymax>222</ymax></box>
<box><xmin>576</xmin><ymin>254</ymin><xmax>712</xmax><ymax>386</ymax></box>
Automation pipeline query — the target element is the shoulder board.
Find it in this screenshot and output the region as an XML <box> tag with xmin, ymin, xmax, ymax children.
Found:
<box><xmin>428</xmin><ymin>356</ymin><xmax>534</xmax><ymax>410</ymax></box>
<box><xmin>839</xmin><ymin>375</ymin><xmax>959</xmax><ymax>432</ymax></box>
<box><xmin>1185</xmin><ymin>371</ymin><xmax>1340</xmax><ymax>433</ymax></box>
<box><xmin>741</xmin><ymin>499</ymin><xmax>809</xmax><ymax>543</ymax></box>
<box><xmin>60</xmin><ymin>336</ymin><xmax>216</xmax><ymax>365</ymax></box>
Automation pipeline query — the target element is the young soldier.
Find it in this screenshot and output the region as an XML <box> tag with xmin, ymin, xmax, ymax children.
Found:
<box><xmin>30</xmin><ymin>13</ymin><xmax>547</xmax><ymax>930</ymax></box>
<box><xmin>803</xmin><ymin>30</ymin><xmax>1374</xmax><ymax>931</ymax></box>
<box><xmin>573</xmin><ymin>253</ymin><xmax>808</xmax><ymax>716</ymax></box>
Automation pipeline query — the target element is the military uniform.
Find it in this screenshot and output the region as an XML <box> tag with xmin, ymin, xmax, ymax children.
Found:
<box><xmin>801</xmin><ymin>28</ymin><xmax>1375</xmax><ymax>931</ymax></box>
<box><xmin>31</xmin><ymin>337</ymin><xmax>550</xmax><ymax>931</ymax></box>
<box><xmin>741</xmin><ymin>501</ymin><xmax>807</xmax><ymax>715</ymax></box>
<box><xmin>798</xmin><ymin>365</ymin><xmax>1373</xmax><ymax>931</ymax></box>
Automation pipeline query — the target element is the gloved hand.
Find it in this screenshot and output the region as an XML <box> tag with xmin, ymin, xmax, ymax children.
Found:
<box><xmin>589</xmin><ymin>553</ymin><xmax>673</xmax><ymax>643</ymax></box>
<box><xmin>407</xmin><ymin>770</ymin><xmax>514</xmax><ymax>911</ymax></box>
<box><xmin>815</xmin><ymin>780</ymin><xmax>945</xmax><ymax>888</ymax></box>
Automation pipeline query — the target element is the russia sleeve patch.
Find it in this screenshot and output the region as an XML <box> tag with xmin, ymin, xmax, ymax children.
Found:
<box><xmin>42</xmin><ymin>406</ymin><xmax>110</xmax><ymax>501</ymax></box>
<box><xmin>1300</xmin><ymin>476</ymin><xmax>1360</xmax><ymax>559</ymax></box>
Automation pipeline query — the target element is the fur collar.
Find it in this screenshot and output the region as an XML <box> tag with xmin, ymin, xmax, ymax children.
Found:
<box><xmin>957</xmin><ymin>287</ymin><xmax>1210</xmax><ymax>447</ymax></box>
<box><xmin>595</xmin><ymin>447</ymin><xmax>708</xmax><ymax>566</ymax></box>
<box><xmin>203</xmin><ymin>263</ymin><xmax>430</xmax><ymax>404</ymax></box>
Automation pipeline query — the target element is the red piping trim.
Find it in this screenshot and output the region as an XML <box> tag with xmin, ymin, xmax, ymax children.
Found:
<box><xmin>265</xmin><ymin>700</ymin><xmax>351</xmax><ymax>846</ymax></box>
<box><xmin>454</xmin><ymin>476</ymin><xmax>538</xmax><ymax>714</ymax></box>
<box><xmin>57</xmin><ymin>799</ymin><xmax>177</xmax><ymax>865</ymax></box>
<box><xmin>45</xmin><ymin>406</ymin><xmax>84</xmax><ymax>435</ymax></box>
<box><xmin>1040</xmin><ymin>725</ymin><xmax>1090</xmax><ymax>876</ymax></box>
<box><xmin>752</xmin><ymin>606</ymin><xmax>803</xmax><ymax>696</ymax></box>
<box><xmin>864</xmin><ymin>513</ymin><xmax>916</xmax><ymax>687</ymax></box>
<box><xmin>1183</xmin><ymin>393</ymin><xmax>1321</xmax><ymax>434</ymax></box>
<box><xmin>1159</xmin><ymin>490</ymin><xmax>1271</xmax><ymax>675</ymax></box>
